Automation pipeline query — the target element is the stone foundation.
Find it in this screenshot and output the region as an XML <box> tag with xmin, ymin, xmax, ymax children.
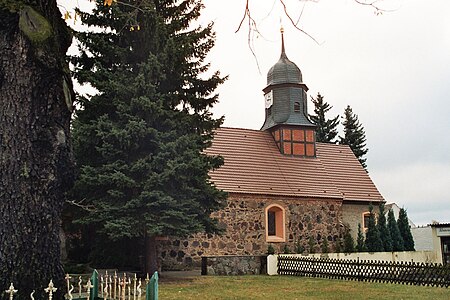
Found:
<box><xmin>201</xmin><ymin>255</ymin><xmax>267</xmax><ymax>275</ymax></box>
<box><xmin>158</xmin><ymin>193</ymin><xmax>343</xmax><ymax>270</ymax></box>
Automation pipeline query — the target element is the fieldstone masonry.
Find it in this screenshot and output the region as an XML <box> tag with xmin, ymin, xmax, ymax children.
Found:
<box><xmin>201</xmin><ymin>255</ymin><xmax>267</xmax><ymax>275</ymax></box>
<box><xmin>158</xmin><ymin>193</ymin><xmax>344</xmax><ymax>270</ymax></box>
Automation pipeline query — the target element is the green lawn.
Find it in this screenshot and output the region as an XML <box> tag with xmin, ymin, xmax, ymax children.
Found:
<box><xmin>159</xmin><ymin>275</ymin><xmax>450</xmax><ymax>300</ymax></box>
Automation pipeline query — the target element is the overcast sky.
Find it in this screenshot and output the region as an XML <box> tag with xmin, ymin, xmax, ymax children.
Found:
<box><xmin>197</xmin><ymin>0</ymin><xmax>450</xmax><ymax>226</ymax></box>
<box><xmin>61</xmin><ymin>0</ymin><xmax>449</xmax><ymax>226</ymax></box>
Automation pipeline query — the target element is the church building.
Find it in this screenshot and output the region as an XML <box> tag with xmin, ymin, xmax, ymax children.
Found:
<box><xmin>159</xmin><ymin>30</ymin><xmax>384</xmax><ymax>269</ymax></box>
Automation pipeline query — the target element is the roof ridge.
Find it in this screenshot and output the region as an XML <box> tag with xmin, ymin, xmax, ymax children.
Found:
<box><xmin>218</xmin><ymin>126</ymin><xmax>262</xmax><ymax>132</ymax></box>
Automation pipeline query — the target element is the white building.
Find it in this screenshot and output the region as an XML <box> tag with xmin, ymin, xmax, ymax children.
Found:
<box><xmin>411</xmin><ymin>223</ymin><xmax>450</xmax><ymax>264</ymax></box>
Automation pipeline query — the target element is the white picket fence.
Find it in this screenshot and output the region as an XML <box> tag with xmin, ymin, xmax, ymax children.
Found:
<box><xmin>4</xmin><ymin>270</ymin><xmax>158</xmax><ymax>300</ymax></box>
<box><xmin>268</xmin><ymin>250</ymin><xmax>439</xmax><ymax>275</ymax></box>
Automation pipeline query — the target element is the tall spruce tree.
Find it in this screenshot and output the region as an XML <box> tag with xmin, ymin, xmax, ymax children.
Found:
<box><xmin>309</xmin><ymin>93</ymin><xmax>339</xmax><ymax>143</ymax></box>
<box><xmin>365</xmin><ymin>204</ymin><xmax>384</xmax><ymax>252</ymax></box>
<box><xmin>0</xmin><ymin>1</ymin><xmax>74</xmax><ymax>297</ymax></box>
<box><xmin>70</xmin><ymin>0</ymin><xmax>227</xmax><ymax>274</ymax></box>
<box><xmin>343</xmin><ymin>225</ymin><xmax>355</xmax><ymax>253</ymax></box>
<box><xmin>398</xmin><ymin>208</ymin><xmax>415</xmax><ymax>251</ymax></box>
<box><xmin>377</xmin><ymin>203</ymin><xmax>393</xmax><ymax>252</ymax></box>
<box><xmin>340</xmin><ymin>105</ymin><xmax>369</xmax><ymax>170</ymax></box>
<box><xmin>388</xmin><ymin>209</ymin><xmax>404</xmax><ymax>251</ymax></box>
<box><xmin>356</xmin><ymin>223</ymin><xmax>367</xmax><ymax>252</ymax></box>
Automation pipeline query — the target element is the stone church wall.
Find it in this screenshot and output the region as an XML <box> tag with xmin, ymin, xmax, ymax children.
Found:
<box><xmin>341</xmin><ymin>202</ymin><xmax>373</xmax><ymax>240</ymax></box>
<box><xmin>158</xmin><ymin>193</ymin><xmax>343</xmax><ymax>270</ymax></box>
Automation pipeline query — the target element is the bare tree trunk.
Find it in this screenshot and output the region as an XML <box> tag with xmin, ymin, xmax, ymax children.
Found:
<box><xmin>0</xmin><ymin>1</ymin><xmax>74</xmax><ymax>298</ymax></box>
<box><xmin>145</xmin><ymin>235</ymin><xmax>158</xmax><ymax>276</ymax></box>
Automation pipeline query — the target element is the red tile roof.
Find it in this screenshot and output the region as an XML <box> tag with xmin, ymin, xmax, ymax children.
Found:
<box><xmin>205</xmin><ymin>127</ymin><xmax>384</xmax><ymax>202</ymax></box>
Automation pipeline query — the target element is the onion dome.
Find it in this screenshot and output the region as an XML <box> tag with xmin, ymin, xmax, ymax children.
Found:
<box><xmin>266</xmin><ymin>28</ymin><xmax>303</xmax><ymax>85</ymax></box>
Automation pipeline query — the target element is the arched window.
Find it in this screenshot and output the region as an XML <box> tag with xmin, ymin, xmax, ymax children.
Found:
<box><xmin>265</xmin><ymin>204</ymin><xmax>286</xmax><ymax>242</ymax></box>
<box><xmin>294</xmin><ymin>102</ymin><xmax>301</xmax><ymax>112</ymax></box>
<box><xmin>362</xmin><ymin>212</ymin><xmax>371</xmax><ymax>230</ymax></box>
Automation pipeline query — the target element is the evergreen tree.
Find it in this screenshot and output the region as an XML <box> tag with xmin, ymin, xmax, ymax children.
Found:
<box><xmin>295</xmin><ymin>239</ymin><xmax>305</xmax><ymax>254</ymax></box>
<box><xmin>388</xmin><ymin>209</ymin><xmax>404</xmax><ymax>251</ymax></box>
<box><xmin>356</xmin><ymin>223</ymin><xmax>367</xmax><ymax>252</ymax></box>
<box><xmin>283</xmin><ymin>244</ymin><xmax>291</xmax><ymax>254</ymax></box>
<box><xmin>308</xmin><ymin>236</ymin><xmax>316</xmax><ymax>254</ymax></box>
<box><xmin>321</xmin><ymin>238</ymin><xmax>329</xmax><ymax>253</ymax></box>
<box><xmin>340</xmin><ymin>105</ymin><xmax>369</xmax><ymax>170</ymax></box>
<box><xmin>343</xmin><ymin>225</ymin><xmax>355</xmax><ymax>253</ymax></box>
<box><xmin>0</xmin><ymin>1</ymin><xmax>74</xmax><ymax>297</ymax></box>
<box><xmin>70</xmin><ymin>0</ymin><xmax>227</xmax><ymax>274</ymax></box>
<box><xmin>398</xmin><ymin>208</ymin><xmax>415</xmax><ymax>251</ymax></box>
<box><xmin>309</xmin><ymin>93</ymin><xmax>339</xmax><ymax>143</ymax></box>
<box><xmin>334</xmin><ymin>239</ymin><xmax>342</xmax><ymax>253</ymax></box>
<box><xmin>365</xmin><ymin>204</ymin><xmax>384</xmax><ymax>252</ymax></box>
<box><xmin>377</xmin><ymin>203</ymin><xmax>393</xmax><ymax>251</ymax></box>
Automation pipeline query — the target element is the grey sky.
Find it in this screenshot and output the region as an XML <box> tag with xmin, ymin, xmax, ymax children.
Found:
<box><xmin>200</xmin><ymin>0</ymin><xmax>450</xmax><ymax>225</ymax></box>
<box><xmin>60</xmin><ymin>0</ymin><xmax>449</xmax><ymax>225</ymax></box>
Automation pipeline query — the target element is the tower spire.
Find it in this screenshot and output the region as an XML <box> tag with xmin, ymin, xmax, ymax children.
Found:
<box><xmin>280</xmin><ymin>26</ymin><xmax>286</xmax><ymax>58</ymax></box>
<box><xmin>262</xmin><ymin>26</ymin><xmax>315</xmax><ymax>157</ymax></box>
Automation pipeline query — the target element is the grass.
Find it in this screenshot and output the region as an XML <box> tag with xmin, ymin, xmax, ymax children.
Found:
<box><xmin>159</xmin><ymin>275</ymin><xmax>450</xmax><ymax>300</ymax></box>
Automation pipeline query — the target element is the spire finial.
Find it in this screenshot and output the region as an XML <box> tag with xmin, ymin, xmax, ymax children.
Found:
<box><xmin>280</xmin><ymin>26</ymin><xmax>286</xmax><ymax>58</ymax></box>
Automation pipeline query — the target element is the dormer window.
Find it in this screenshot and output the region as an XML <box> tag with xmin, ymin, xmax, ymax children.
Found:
<box><xmin>294</xmin><ymin>102</ymin><xmax>300</xmax><ymax>112</ymax></box>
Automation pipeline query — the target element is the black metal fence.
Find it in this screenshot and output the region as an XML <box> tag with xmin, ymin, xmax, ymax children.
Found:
<box><xmin>277</xmin><ymin>256</ymin><xmax>450</xmax><ymax>288</ymax></box>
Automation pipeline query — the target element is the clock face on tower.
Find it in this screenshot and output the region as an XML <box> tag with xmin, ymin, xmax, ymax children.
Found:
<box><xmin>265</xmin><ymin>90</ymin><xmax>273</xmax><ymax>108</ymax></box>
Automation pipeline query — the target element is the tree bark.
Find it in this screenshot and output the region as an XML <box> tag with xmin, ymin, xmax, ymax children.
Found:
<box><xmin>0</xmin><ymin>1</ymin><xmax>74</xmax><ymax>298</ymax></box>
<box><xmin>145</xmin><ymin>235</ymin><xmax>158</xmax><ymax>276</ymax></box>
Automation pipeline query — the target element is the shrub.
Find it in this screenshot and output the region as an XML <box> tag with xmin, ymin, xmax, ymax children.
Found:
<box><xmin>343</xmin><ymin>225</ymin><xmax>355</xmax><ymax>253</ymax></box>
<box><xmin>321</xmin><ymin>239</ymin><xmax>329</xmax><ymax>253</ymax></box>
<box><xmin>308</xmin><ymin>236</ymin><xmax>316</xmax><ymax>254</ymax></box>
<box><xmin>356</xmin><ymin>223</ymin><xmax>367</xmax><ymax>252</ymax></box>
<box><xmin>295</xmin><ymin>240</ymin><xmax>305</xmax><ymax>254</ymax></box>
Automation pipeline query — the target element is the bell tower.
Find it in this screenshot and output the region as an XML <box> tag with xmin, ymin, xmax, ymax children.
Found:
<box><xmin>261</xmin><ymin>28</ymin><xmax>316</xmax><ymax>157</ymax></box>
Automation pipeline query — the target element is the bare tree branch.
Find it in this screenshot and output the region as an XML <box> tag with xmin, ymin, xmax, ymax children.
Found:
<box><xmin>236</xmin><ymin>0</ymin><xmax>394</xmax><ymax>43</ymax></box>
<box><xmin>354</xmin><ymin>0</ymin><xmax>396</xmax><ymax>15</ymax></box>
<box><xmin>236</xmin><ymin>0</ymin><xmax>251</xmax><ymax>33</ymax></box>
<box><xmin>66</xmin><ymin>199</ymin><xmax>96</xmax><ymax>212</ymax></box>
<box><xmin>279</xmin><ymin>0</ymin><xmax>319</xmax><ymax>44</ymax></box>
<box><xmin>295</xmin><ymin>1</ymin><xmax>307</xmax><ymax>26</ymax></box>
<box><xmin>234</xmin><ymin>0</ymin><xmax>395</xmax><ymax>68</ymax></box>
<box><xmin>235</xmin><ymin>0</ymin><xmax>263</xmax><ymax>73</ymax></box>
<box><xmin>235</xmin><ymin>0</ymin><xmax>321</xmax><ymax>52</ymax></box>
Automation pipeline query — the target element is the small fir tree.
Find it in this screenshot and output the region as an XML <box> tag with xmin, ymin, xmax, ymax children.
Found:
<box><xmin>388</xmin><ymin>209</ymin><xmax>404</xmax><ymax>251</ymax></box>
<box><xmin>267</xmin><ymin>244</ymin><xmax>275</xmax><ymax>255</ymax></box>
<box><xmin>321</xmin><ymin>238</ymin><xmax>329</xmax><ymax>253</ymax></box>
<box><xmin>283</xmin><ymin>244</ymin><xmax>291</xmax><ymax>254</ymax></box>
<box><xmin>398</xmin><ymin>208</ymin><xmax>415</xmax><ymax>251</ymax></box>
<box><xmin>295</xmin><ymin>240</ymin><xmax>305</xmax><ymax>254</ymax></box>
<box><xmin>356</xmin><ymin>223</ymin><xmax>367</xmax><ymax>252</ymax></box>
<box><xmin>377</xmin><ymin>203</ymin><xmax>393</xmax><ymax>251</ymax></box>
<box><xmin>309</xmin><ymin>236</ymin><xmax>316</xmax><ymax>254</ymax></box>
<box><xmin>340</xmin><ymin>105</ymin><xmax>369</xmax><ymax>170</ymax></box>
<box><xmin>365</xmin><ymin>204</ymin><xmax>384</xmax><ymax>252</ymax></box>
<box><xmin>343</xmin><ymin>225</ymin><xmax>355</xmax><ymax>253</ymax></box>
<box><xmin>335</xmin><ymin>239</ymin><xmax>342</xmax><ymax>253</ymax></box>
<box><xmin>309</xmin><ymin>93</ymin><xmax>340</xmax><ymax>143</ymax></box>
